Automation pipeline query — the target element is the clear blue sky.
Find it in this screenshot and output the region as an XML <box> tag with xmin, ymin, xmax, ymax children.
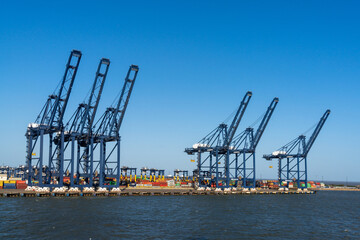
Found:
<box><xmin>0</xmin><ymin>1</ymin><xmax>359</xmax><ymax>181</ymax></box>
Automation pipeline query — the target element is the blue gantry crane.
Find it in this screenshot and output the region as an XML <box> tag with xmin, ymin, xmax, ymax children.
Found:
<box><xmin>60</xmin><ymin>58</ymin><xmax>110</xmax><ymax>187</ymax></box>
<box><xmin>263</xmin><ymin>109</ymin><xmax>330</xmax><ymax>189</ymax></box>
<box><xmin>92</xmin><ymin>65</ymin><xmax>139</xmax><ymax>187</ymax></box>
<box><xmin>185</xmin><ymin>91</ymin><xmax>252</xmax><ymax>188</ymax></box>
<box><xmin>26</xmin><ymin>50</ymin><xmax>82</xmax><ymax>186</ymax></box>
<box><xmin>229</xmin><ymin>97</ymin><xmax>279</xmax><ymax>188</ymax></box>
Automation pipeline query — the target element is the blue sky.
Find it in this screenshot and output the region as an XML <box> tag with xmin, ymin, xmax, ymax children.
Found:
<box><xmin>0</xmin><ymin>1</ymin><xmax>359</xmax><ymax>181</ymax></box>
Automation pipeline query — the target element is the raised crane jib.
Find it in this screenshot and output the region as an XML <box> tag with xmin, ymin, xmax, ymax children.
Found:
<box><xmin>96</xmin><ymin>65</ymin><xmax>139</xmax><ymax>139</ymax></box>
<box><xmin>79</xmin><ymin>58</ymin><xmax>110</xmax><ymax>137</ymax></box>
<box><xmin>36</xmin><ymin>50</ymin><xmax>82</xmax><ymax>133</ymax></box>
<box><xmin>252</xmin><ymin>97</ymin><xmax>279</xmax><ymax>149</ymax></box>
<box><xmin>303</xmin><ymin>109</ymin><xmax>330</xmax><ymax>156</ymax></box>
<box><xmin>110</xmin><ymin>65</ymin><xmax>139</xmax><ymax>137</ymax></box>
<box><xmin>224</xmin><ymin>91</ymin><xmax>252</xmax><ymax>147</ymax></box>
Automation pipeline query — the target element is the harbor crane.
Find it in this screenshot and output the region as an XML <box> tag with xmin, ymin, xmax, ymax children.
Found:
<box><xmin>263</xmin><ymin>109</ymin><xmax>330</xmax><ymax>189</ymax></box>
<box><xmin>26</xmin><ymin>50</ymin><xmax>82</xmax><ymax>186</ymax></box>
<box><xmin>185</xmin><ymin>91</ymin><xmax>252</xmax><ymax>188</ymax></box>
<box><xmin>229</xmin><ymin>97</ymin><xmax>278</xmax><ymax>188</ymax></box>
<box><xmin>59</xmin><ymin>58</ymin><xmax>110</xmax><ymax>187</ymax></box>
<box><xmin>92</xmin><ymin>65</ymin><xmax>139</xmax><ymax>187</ymax></box>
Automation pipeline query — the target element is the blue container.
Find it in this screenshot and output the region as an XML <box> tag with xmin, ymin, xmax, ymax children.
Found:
<box><xmin>3</xmin><ymin>183</ymin><xmax>16</xmax><ymax>189</ymax></box>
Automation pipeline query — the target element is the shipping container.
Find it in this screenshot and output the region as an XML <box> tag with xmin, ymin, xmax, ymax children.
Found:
<box><xmin>16</xmin><ymin>184</ymin><xmax>28</xmax><ymax>189</ymax></box>
<box><xmin>16</xmin><ymin>181</ymin><xmax>28</xmax><ymax>189</ymax></box>
<box><xmin>4</xmin><ymin>183</ymin><xmax>16</xmax><ymax>187</ymax></box>
<box><xmin>4</xmin><ymin>183</ymin><xmax>16</xmax><ymax>189</ymax></box>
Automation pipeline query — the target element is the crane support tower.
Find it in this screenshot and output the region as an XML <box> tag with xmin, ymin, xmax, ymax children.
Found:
<box><xmin>185</xmin><ymin>91</ymin><xmax>252</xmax><ymax>188</ymax></box>
<box><xmin>26</xmin><ymin>50</ymin><xmax>82</xmax><ymax>186</ymax></box>
<box><xmin>263</xmin><ymin>109</ymin><xmax>330</xmax><ymax>189</ymax></box>
<box><xmin>92</xmin><ymin>65</ymin><xmax>139</xmax><ymax>187</ymax></box>
<box><xmin>229</xmin><ymin>97</ymin><xmax>279</xmax><ymax>188</ymax></box>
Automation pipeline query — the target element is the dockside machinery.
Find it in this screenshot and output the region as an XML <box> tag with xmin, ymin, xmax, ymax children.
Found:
<box><xmin>26</xmin><ymin>50</ymin><xmax>82</xmax><ymax>186</ymax></box>
<box><xmin>185</xmin><ymin>91</ymin><xmax>252</xmax><ymax>188</ymax></box>
<box><xmin>263</xmin><ymin>109</ymin><xmax>330</xmax><ymax>189</ymax></box>
<box><xmin>229</xmin><ymin>97</ymin><xmax>278</xmax><ymax>188</ymax></box>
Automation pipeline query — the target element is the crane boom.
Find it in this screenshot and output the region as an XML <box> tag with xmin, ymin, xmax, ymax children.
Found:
<box><xmin>79</xmin><ymin>58</ymin><xmax>110</xmax><ymax>136</ymax></box>
<box><xmin>35</xmin><ymin>50</ymin><xmax>82</xmax><ymax>133</ymax></box>
<box><xmin>95</xmin><ymin>65</ymin><xmax>139</xmax><ymax>140</ymax></box>
<box><xmin>252</xmin><ymin>97</ymin><xmax>279</xmax><ymax>149</ymax></box>
<box><xmin>304</xmin><ymin>109</ymin><xmax>330</xmax><ymax>156</ymax></box>
<box><xmin>224</xmin><ymin>91</ymin><xmax>252</xmax><ymax>147</ymax></box>
<box><xmin>109</xmin><ymin>65</ymin><xmax>139</xmax><ymax>137</ymax></box>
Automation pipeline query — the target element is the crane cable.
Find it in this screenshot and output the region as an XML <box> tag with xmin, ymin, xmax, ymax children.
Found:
<box><xmin>249</xmin><ymin>111</ymin><xmax>266</xmax><ymax>128</ymax></box>
<box><xmin>301</xmin><ymin>122</ymin><xmax>318</xmax><ymax>136</ymax></box>
<box><xmin>222</xmin><ymin>107</ymin><xmax>237</xmax><ymax>124</ymax></box>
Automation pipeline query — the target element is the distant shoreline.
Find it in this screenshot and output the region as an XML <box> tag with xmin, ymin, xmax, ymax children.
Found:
<box><xmin>313</xmin><ymin>188</ymin><xmax>360</xmax><ymax>192</ymax></box>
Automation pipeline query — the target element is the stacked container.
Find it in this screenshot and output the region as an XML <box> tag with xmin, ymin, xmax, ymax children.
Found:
<box><xmin>3</xmin><ymin>180</ymin><xmax>16</xmax><ymax>189</ymax></box>
<box><xmin>16</xmin><ymin>180</ymin><xmax>27</xmax><ymax>189</ymax></box>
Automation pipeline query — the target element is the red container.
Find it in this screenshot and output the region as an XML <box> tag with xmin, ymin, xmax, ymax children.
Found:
<box><xmin>17</xmin><ymin>180</ymin><xmax>26</xmax><ymax>184</ymax></box>
<box><xmin>16</xmin><ymin>183</ymin><xmax>28</xmax><ymax>189</ymax></box>
<box><xmin>0</xmin><ymin>186</ymin><xmax>3</xmax><ymax>189</ymax></box>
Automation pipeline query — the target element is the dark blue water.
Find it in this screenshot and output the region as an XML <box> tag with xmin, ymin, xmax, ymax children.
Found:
<box><xmin>0</xmin><ymin>191</ymin><xmax>359</xmax><ymax>239</ymax></box>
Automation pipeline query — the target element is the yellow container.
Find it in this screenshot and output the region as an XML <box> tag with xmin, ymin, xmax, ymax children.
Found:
<box><xmin>4</xmin><ymin>180</ymin><xmax>11</xmax><ymax>184</ymax></box>
<box><xmin>0</xmin><ymin>181</ymin><xmax>3</xmax><ymax>186</ymax></box>
<box><xmin>9</xmin><ymin>180</ymin><xmax>16</xmax><ymax>184</ymax></box>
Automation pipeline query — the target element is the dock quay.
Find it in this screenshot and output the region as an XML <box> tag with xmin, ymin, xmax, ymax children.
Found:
<box><xmin>0</xmin><ymin>188</ymin><xmax>316</xmax><ymax>198</ymax></box>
